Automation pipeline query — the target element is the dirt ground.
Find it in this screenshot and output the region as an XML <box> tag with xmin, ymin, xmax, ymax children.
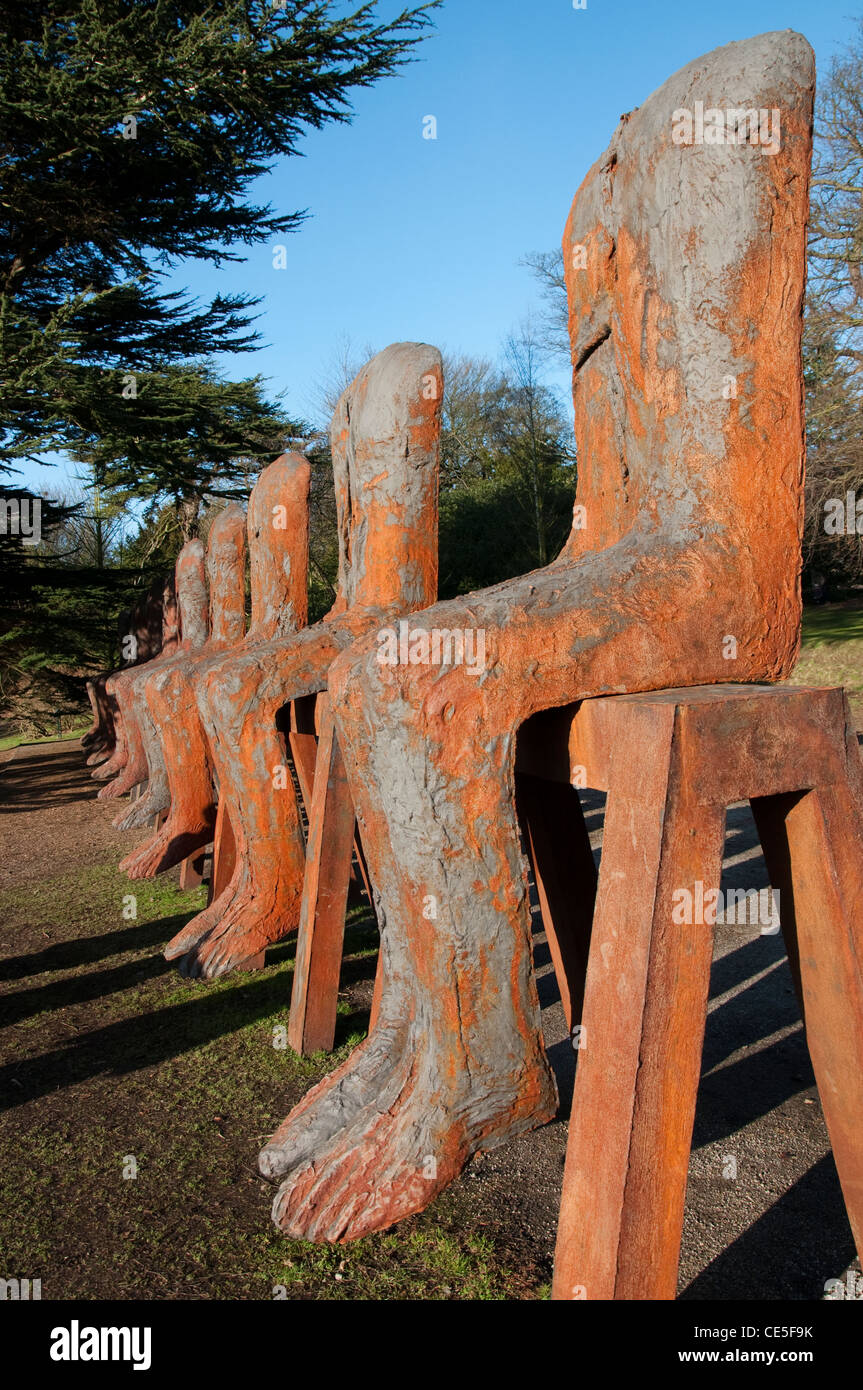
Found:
<box><xmin>0</xmin><ymin>735</ymin><xmax>860</xmax><ymax>1301</ymax></box>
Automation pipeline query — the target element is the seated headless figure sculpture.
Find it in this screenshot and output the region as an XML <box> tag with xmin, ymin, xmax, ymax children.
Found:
<box><xmin>82</xmin><ymin>608</ymin><xmax>131</xmax><ymax>756</ymax></box>
<box><xmin>258</xmin><ymin>32</ymin><xmax>815</xmax><ymax>1241</ymax></box>
<box><xmin>112</xmin><ymin>508</ymin><xmax>246</xmax><ymax>835</ymax></box>
<box><xmin>97</xmin><ymin>543</ymin><xmax>207</xmax><ymax>804</ymax></box>
<box><xmin>109</xmin><ymin>542</ymin><xmax>210</xmax><ymax>819</ymax></box>
<box><xmin>94</xmin><ymin>575</ymin><xmax>180</xmax><ymax>786</ymax></box>
<box><xmin>164</xmin><ymin>342</ymin><xmax>442</xmax><ymax>979</ymax></box>
<box><xmin>119</xmin><ymin>459</ymin><xmax>309</xmax><ymax>880</ymax></box>
<box><xmin>85</xmin><ymin>586</ymin><xmax>165</xmax><ymax>766</ymax></box>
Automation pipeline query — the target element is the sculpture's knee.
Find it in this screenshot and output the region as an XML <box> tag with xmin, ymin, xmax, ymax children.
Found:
<box><xmin>201</xmin><ymin>655</ymin><xmax>256</xmax><ymax>732</ymax></box>
<box><xmin>350</xmin><ymin>608</ymin><xmax>501</xmax><ymax>749</ymax></box>
<box><xmin>198</xmin><ymin>658</ymin><xmax>231</xmax><ymax>724</ymax></box>
<box><xmin>151</xmin><ymin>667</ymin><xmax>174</xmax><ymax>696</ymax></box>
<box><xmin>330</xmin><ymin>636</ymin><xmax>413</xmax><ymax>718</ymax></box>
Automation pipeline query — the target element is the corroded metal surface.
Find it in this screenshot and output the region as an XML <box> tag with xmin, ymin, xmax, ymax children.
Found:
<box><xmin>108</xmin><ymin>542</ymin><xmax>210</xmax><ymax>818</ymax></box>
<box><xmin>96</xmin><ymin>545</ymin><xmax>206</xmax><ymax>804</ymax></box>
<box><xmin>83</xmin><ymin>588</ymin><xmax>165</xmax><ymax>765</ymax></box>
<box><xmin>550</xmin><ymin>685</ymin><xmax>863</xmax><ymax>1299</ymax></box>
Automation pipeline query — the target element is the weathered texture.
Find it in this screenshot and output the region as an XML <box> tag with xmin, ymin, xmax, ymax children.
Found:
<box><xmin>163</xmin><ymin>342</ymin><xmax>442</xmax><ymax>977</ymax></box>
<box><xmin>115</xmin><ymin>505</ymin><xmax>247</xmax><ymax>841</ymax></box>
<box><xmin>81</xmin><ymin>607</ymin><xmax>131</xmax><ymax>755</ymax></box>
<box><xmin>107</xmin><ymin>541</ymin><xmax>209</xmax><ymax>819</ymax></box>
<box><xmin>121</xmin><ymin>457</ymin><xmax>308</xmax><ymax>879</ymax></box>
<box><xmin>258</xmin><ymin>32</ymin><xmax>815</xmax><ymax>1243</ymax></box>
<box><xmin>287</xmin><ymin>692</ymin><xmax>358</xmax><ymax>1054</ymax></box>
<box><xmin>83</xmin><ymin>590</ymin><xmax>165</xmax><ymax>765</ymax></box>
<box><xmin>93</xmin><ymin>575</ymin><xmax>179</xmax><ymax>784</ymax></box>
<box><xmin>97</xmin><ymin>544</ymin><xmax>207</xmax><ymax>806</ymax></box>
<box><xmin>121</xmin><ymin>453</ymin><xmax>312</xmax><ymax>880</ymax></box>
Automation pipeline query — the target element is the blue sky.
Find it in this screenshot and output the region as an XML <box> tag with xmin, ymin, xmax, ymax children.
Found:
<box><xmin>20</xmin><ymin>0</ymin><xmax>862</xmax><ymax>499</ymax></box>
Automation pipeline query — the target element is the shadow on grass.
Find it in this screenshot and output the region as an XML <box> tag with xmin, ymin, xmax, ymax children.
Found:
<box><xmin>0</xmin><ymin>915</ymin><xmax>377</xmax><ymax>1114</ymax></box>
<box><xmin>1</xmin><ymin>952</ymin><xmax>172</xmax><ymax>1027</ymax></box>
<box><xmin>0</xmin><ymin>913</ymin><xmax>194</xmax><ymax>981</ymax></box>
<box><xmin>1</xmin><ymin>963</ymin><xmax>294</xmax><ymax>1114</ymax></box>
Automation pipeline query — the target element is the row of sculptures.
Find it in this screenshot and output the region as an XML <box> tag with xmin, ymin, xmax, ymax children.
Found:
<box><xmin>82</xmin><ymin>31</ymin><xmax>820</xmax><ymax>1268</ymax></box>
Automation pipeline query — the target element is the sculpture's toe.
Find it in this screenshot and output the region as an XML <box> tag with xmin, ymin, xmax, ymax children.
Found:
<box><xmin>267</xmin><ymin>1084</ymin><xmax>446</xmax><ymax>1243</ymax></box>
<box><xmin>164</xmin><ymin>891</ymin><xmax>230</xmax><ymax>962</ymax></box>
<box><xmin>97</xmin><ymin>778</ymin><xmax>124</xmax><ymax>800</ymax></box>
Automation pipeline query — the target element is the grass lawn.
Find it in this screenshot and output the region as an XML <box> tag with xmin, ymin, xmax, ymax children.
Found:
<box><xmin>792</xmin><ymin>601</ymin><xmax>863</xmax><ymax>721</ymax></box>
<box><xmin>0</xmin><ymin>859</ymin><xmax>544</xmax><ymax>1300</ymax></box>
<box><xmin>0</xmin><ymin>722</ymin><xmax>91</xmax><ymax>753</ymax></box>
<box><xmin>800</xmin><ymin>603</ymin><xmax>863</xmax><ymax>646</ymax></box>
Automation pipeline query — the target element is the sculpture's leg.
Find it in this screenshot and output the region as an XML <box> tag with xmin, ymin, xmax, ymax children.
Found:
<box><xmin>83</xmin><ymin>672</ymin><xmax>116</xmax><ymax>761</ymax></box>
<box><xmin>82</xmin><ymin>680</ymin><xmax>101</xmax><ymax>747</ymax></box>
<box><xmin>97</xmin><ymin>710</ymin><xmax>147</xmax><ymax>798</ymax></box>
<box><xmin>287</xmin><ymin>700</ymin><xmax>360</xmax><ymax>1055</ymax></box>
<box><xmin>121</xmin><ymin>665</ymin><xmax>217</xmax><ymax>879</ymax></box>
<box><xmin>515</xmin><ymin>772</ymin><xmax>597</xmax><ymax>1034</ymax></box>
<box><xmin>260</xmin><ymin>600</ymin><xmax>579</xmax><ymax>1240</ymax></box>
<box><xmin>101</xmin><ymin>671</ymin><xmax>157</xmax><ymax>806</ymax></box>
<box><xmin>92</xmin><ymin>677</ymin><xmax>131</xmax><ymax>779</ymax></box>
<box><xmin>259</xmin><ymin>694</ymin><xmax>557</xmax><ymax>1238</ymax></box>
<box><xmin>163</xmin><ymin>643</ymin><xmax>309</xmax><ymax>977</ymax></box>
<box><xmin>260</xmin><ymin>552</ymin><xmax>746</xmax><ymax>1241</ymax></box>
<box><xmin>552</xmin><ymin>717</ymin><xmax>727</xmax><ymax>1301</ymax></box>
<box><xmin>86</xmin><ymin>679</ymin><xmax>118</xmax><ymax>762</ymax></box>
<box><xmin>758</xmin><ymin>752</ymin><xmax>863</xmax><ymax>1258</ymax></box>
<box><xmin>208</xmin><ymin>799</ymin><xmax>237</xmax><ymax>902</ymax></box>
<box><xmin>111</xmin><ymin>672</ymin><xmax>172</xmax><ymax>826</ymax></box>
<box><xmin>95</xmin><ymin>678</ymin><xmax>119</xmax><ymax>754</ymax></box>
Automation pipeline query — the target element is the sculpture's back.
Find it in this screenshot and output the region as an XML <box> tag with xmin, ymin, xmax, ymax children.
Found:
<box><xmin>560</xmin><ymin>30</ymin><xmax>812</xmax><ymax>684</ymax></box>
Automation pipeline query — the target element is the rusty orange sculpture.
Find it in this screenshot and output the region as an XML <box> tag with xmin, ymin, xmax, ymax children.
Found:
<box><xmin>84</xmin><ymin>587</ymin><xmax>165</xmax><ymax>766</ymax></box>
<box><xmin>82</xmin><ymin>608</ymin><xmax>133</xmax><ymax>759</ymax></box>
<box><xmin>96</xmin><ymin>543</ymin><xmax>207</xmax><ymax>804</ymax></box>
<box><xmin>258</xmin><ymin>32</ymin><xmax>816</xmax><ymax>1242</ymax></box>
<box><xmin>92</xmin><ymin>574</ymin><xmax>180</xmax><ymax>785</ymax></box>
<box><xmin>113</xmin><ymin>505</ymin><xmax>247</xmax><ymax>838</ymax></box>
<box><xmin>109</xmin><ymin>542</ymin><xmax>210</xmax><ymax>818</ymax></box>
<box><xmin>120</xmin><ymin>457</ymin><xmax>309</xmax><ymax>880</ymax></box>
<box><xmin>164</xmin><ymin>342</ymin><xmax>442</xmax><ymax>978</ymax></box>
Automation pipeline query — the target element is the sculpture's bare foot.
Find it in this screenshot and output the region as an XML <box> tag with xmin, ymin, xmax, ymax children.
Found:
<box><xmin>92</xmin><ymin>750</ymin><xmax>125</xmax><ymax>780</ymax></box>
<box><xmin>120</xmin><ymin>820</ymin><xmax>214</xmax><ymax>880</ymax></box>
<box><xmin>163</xmin><ymin>879</ymin><xmax>238</xmax><ymax>963</ymax></box>
<box><xmin>112</xmin><ymin>783</ymin><xmax>170</xmax><ymax>831</ymax></box>
<box><xmin>173</xmin><ymin>874</ymin><xmax>302</xmax><ymax>979</ymax></box>
<box><xmin>97</xmin><ymin>775</ymin><xmax>135</xmax><ymax>801</ymax></box>
<box><xmin>103</xmin><ymin>760</ymin><xmax>149</xmax><ymax>801</ymax></box>
<box><xmin>259</xmin><ymin>1019</ymin><xmax>556</xmax><ymax>1242</ymax></box>
<box><xmin>86</xmin><ymin>747</ymin><xmax>112</xmax><ymax>766</ymax></box>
